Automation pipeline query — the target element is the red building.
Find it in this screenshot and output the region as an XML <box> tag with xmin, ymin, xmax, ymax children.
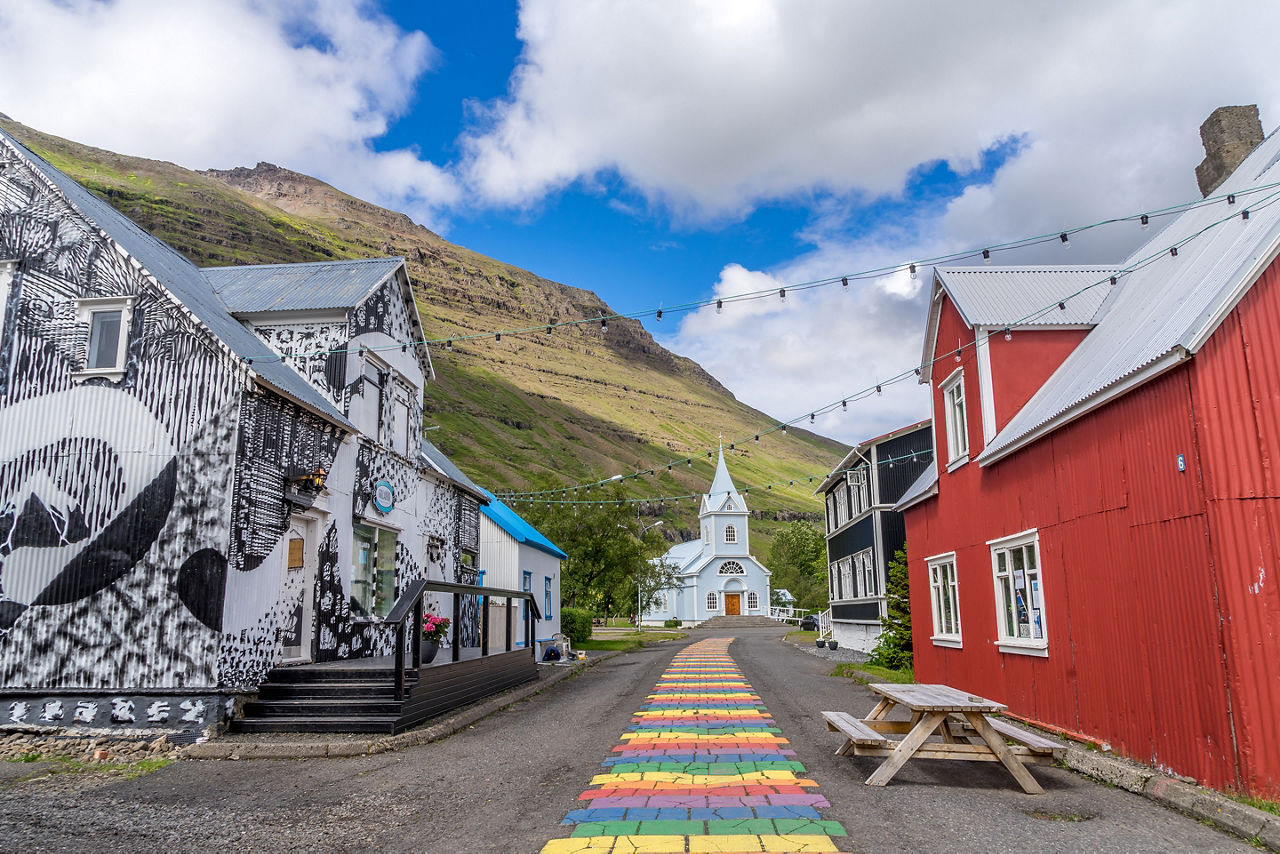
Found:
<box><xmin>898</xmin><ymin>113</ymin><xmax>1280</xmax><ymax>797</ymax></box>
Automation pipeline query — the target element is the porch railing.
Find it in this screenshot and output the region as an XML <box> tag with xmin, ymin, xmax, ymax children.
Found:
<box><xmin>385</xmin><ymin>577</ymin><xmax>543</xmax><ymax>700</ymax></box>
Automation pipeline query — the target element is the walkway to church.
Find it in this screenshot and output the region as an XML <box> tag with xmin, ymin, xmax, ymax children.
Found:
<box><xmin>541</xmin><ymin>637</ymin><xmax>846</xmax><ymax>853</ymax></box>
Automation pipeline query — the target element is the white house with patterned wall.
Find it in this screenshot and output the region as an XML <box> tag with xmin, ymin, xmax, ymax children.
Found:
<box><xmin>642</xmin><ymin>450</ymin><xmax>770</xmax><ymax>625</ymax></box>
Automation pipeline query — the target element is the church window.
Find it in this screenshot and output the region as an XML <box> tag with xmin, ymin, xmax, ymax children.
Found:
<box><xmin>747</xmin><ymin>591</ymin><xmax>759</xmax><ymax>610</ymax></box>
<box><xmin>703</xmin><ymin>525</ymin><xmax>710</xmax><ymax>544</ymax></box>
<box><xmin>724</xmin><ymin>524</ymin><xmax>737</xmax><ymax>544</ymax></box>
<box><xmin>706</xmin><ymin>591</ymin><xmax>719</xmax><ymax>611</ymax></box>
<box><xmin>718</xmin><ymin>561</ymin><xmax>745</xmax><ymax>575</ymax></box>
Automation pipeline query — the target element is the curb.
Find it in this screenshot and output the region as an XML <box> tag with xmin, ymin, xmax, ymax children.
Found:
<box><xmin>181</xmin><ymin>652</ymin><xmax>620</xmax><ymax>761</ymax></box>
<box><xmin>1062</xmin><ymin>747</ymin><xmax>1279</xmax><ymax>850</ymax></box>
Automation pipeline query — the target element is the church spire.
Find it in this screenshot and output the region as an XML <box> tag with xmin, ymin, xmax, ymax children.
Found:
<box><xmin>702</xmin><ymin>448</ymin><xmax>746</xmax><ymax>514</ymax></box>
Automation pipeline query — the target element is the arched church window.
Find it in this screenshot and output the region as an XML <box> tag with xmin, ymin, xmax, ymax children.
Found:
<box><xmin>706</xmin><ymin>591</ymin><xmax>719</xmax><ymax>611</ymax></box>
<box><xmin>747</xmin><ymin>591</ymin><xmax>759</xmax><ymax>610</ymax></box>
<box><xmin>724</xmin><ymin>524</ymin><xmax>737</xmax><ymax>544</ymax></box>
<box><xmin>718</xmin><ymin>561</ymin><xmax>745</xmax><ymax>575</ymax></box>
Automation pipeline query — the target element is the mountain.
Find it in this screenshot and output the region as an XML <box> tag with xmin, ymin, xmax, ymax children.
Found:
<box><xmin>0</xmin><ymin>118</ymin><xmax>847</xmax><ymax>552</ymax></box>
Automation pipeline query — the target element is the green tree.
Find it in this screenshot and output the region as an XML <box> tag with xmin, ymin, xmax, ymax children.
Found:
<box><xmin>868</xmin><ymin>546</ymin><xmax>913</xmax><ymax>671</ymax></box>
<box><xmin>767</xmin><ymin>520</ymin><xmax>828</xmax><ymax>612</ymax></box>
<box><xmin>521</xmin><ymin>486</ymin><xmax>663</xmax><ymax>615</ymax></box>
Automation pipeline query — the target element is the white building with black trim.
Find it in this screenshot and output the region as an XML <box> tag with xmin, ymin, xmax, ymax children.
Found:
<box><xmin>816</xmin><ymin>421</ymin><xmax>932</xmax><ymax>652</ymax></box>
<box><xmin>643</xmin><ymin>450</ymin><xmax>770</xmax><ymax>625</ymax></box>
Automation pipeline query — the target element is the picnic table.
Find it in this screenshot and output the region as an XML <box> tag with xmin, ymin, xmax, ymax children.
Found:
<box><xmin>823</xmin><ymin>683</ymin><xmax>1067</xmax><ymax>794</ymax></box>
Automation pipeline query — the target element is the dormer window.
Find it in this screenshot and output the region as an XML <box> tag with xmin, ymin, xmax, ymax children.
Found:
<box><xmin>941</xmin><ymin>368</ymin><xmax>968</xmax><ymax>467</ymax></box>
<box><xmin>75</xmin><ymin>296</ymin><xmax>135</xmax><ymax>380</ymax></box>
<box><xmin>724</xmin><ymin>524</ymin><xmax>737</xmax><ymax>544</ymax></box>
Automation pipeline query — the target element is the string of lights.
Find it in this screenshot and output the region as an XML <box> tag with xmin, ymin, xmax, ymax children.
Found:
<box><xmin>504</xmin><ymin>447</ymin><xmax>937</xmax><ymax>509</ymax></box>
<box><xmin>498</xmin><ymin>184</ymin><xmax>1279</xmax><ymax>501</ymax></box>
<box><xmin>239</xmin><ymin>182</ymin><xmax>1279</xmax><ymax>368</ymax></box>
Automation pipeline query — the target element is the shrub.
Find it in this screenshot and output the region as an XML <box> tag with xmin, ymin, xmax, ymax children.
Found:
<box><xmin>663</xmin><ymin>619</ymin><xmax>682</xmax><ymax>628</ymax></box>
<box><xmin>868</xmin><ymin>546</ymin><xmax>913</xmax><ymax>671</ymax></box>
<box><xmin>561</xmin><ymin>607</ymin><xmax>593</xmax><ymax>645</ymax></box>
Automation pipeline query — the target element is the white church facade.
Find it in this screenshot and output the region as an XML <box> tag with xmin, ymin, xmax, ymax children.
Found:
<box><xmin>642</xmin><ymin>451</ymin><xmax>771</xmax><ymax>625</ymax></box>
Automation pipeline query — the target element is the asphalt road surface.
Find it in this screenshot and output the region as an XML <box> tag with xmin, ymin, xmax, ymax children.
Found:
<box><xmin>0</xmin><ymin>627</ymin><xmax>1252</xmax><ymax>852</ymax></box>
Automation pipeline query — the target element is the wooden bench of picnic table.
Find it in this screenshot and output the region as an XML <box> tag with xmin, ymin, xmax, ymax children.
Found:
<box><xmin>823</xmin><ymin>684</ymin><xmax>1070</xmax><ymax>794</ymax></box>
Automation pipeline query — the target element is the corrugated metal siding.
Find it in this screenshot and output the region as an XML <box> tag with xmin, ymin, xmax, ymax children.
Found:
<box><xmin>479</xmin><ymin>514</ymin><xmax>521</xmax><ymax>591</ymax></box>
<box><xmin>202</xmin><ymin>258</ymin><xmax>404</xmax><ymax>313</ymax></box>
<box><xmin>828</xmin><ymin>516</ymin><xmax>874</xmax><ymax>557</ymax></box>
<box><xmin>878</xmin><ymin>512</ymin><xmax>905</xmax><ymax>564</ymax></box>
<box><xmin>876</xmin><ymin>427</ymin><xmax>933</xmax><ymax>502</ymax></box>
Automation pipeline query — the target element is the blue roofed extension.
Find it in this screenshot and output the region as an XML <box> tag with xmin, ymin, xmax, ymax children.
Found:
<box><xmin>477</xmin><ymin>487</ymin><xmax>567</xmax><ymax>560</ymax></box>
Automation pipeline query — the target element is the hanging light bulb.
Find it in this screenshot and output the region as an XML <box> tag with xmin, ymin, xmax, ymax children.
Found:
<box><xmin>982</xmin><ymin>249</ymin><xmax>991</xmax><ymax>264</ymax></box>
<box><xmin>600</xmin><ymin>318</ymin><xmax>608</xmax><ymax>333</ymax></box>
<box><xmin>1243</xmin><ymin>209</ymin><xmax>1251</xmax><ymax>220</ymax></box>
<box><xmin>954</xmin><ymin>349</ymin><xmax>962</xmax><ymax>363</ymax></box>
<box><xmin>754</xmin><ymin>435</ymin><xmax>759</xmax><ymax>443</ymax></box>
<box><xmin>1170</xmin><ymin>246</ymin><xmax>1178</xmax><ymax>257</ymax></box>
<box><xmin>716</xmin><ymin>299</ymin><xmax>723</xmax><ymax>314</ymax></box>
<box><xmin>841</xmin><ymin>276</ymin><xmax>849</xmax><ymax>291</ymax></box>
<box><xmin>1110</xmin><ymin>276</ymin><xmax>1118</xmax><ymax>286</ymax></box>
<box><xmin>546</xmin><ymin>325</ymin><xmax>552</xmax><ymax>335</ymax></box>
<box><xmin>1004</xmin><ymin>328</ymin><xmax>1012</xmax><ymax>342</ymax></box>
<box><xmin>687</xmin><ymin>458</ymin><xmax>692</xmax><ymax>467</ymax></box>
<box><xmin>1140</xmin><ymin>214</ymin><xmax>1150</xmax><ymax>230</ymax></box>
<box><xmin>1227</xmin><ymin>194</ymin><xmax>1236</xmax><ymax>205</ymax></box>
<box><xmin>781</xmin><ymin>424</ymin><xmax>788</xmax><ymax>434</ymax></box>
<box><xmin>1060</xmin><ymin>232</ymin><xmax>1071</xmax><ymax>248</ymax></box>
<box><xmin>809</xmin><ymin>413</ymin><xmax>815</xmax><ymax>423</ymax></box>
<box><xmin>1058</xmin><ymin>301</ymin><xmax>1066</xmax><ymax>311</ymax></box>
<box><xmin>875</xmin><ymin>385</ymin><xmax>882</xmax><ymax>396</ymax></box>
<box><xmin>841</xmin><ymin>399</ymin><xmax>847</xmax><ymax>411</ymax></box>
<box><xmin>656</xmin><ymin>308</ymin><xmax>663</xmax><ymax>321</ymax></box>
<box><xmin>909</xmin><ymin>264</ymin><xmax>917</xmax><ymax>279</ymax></box>
<box><xmin>445</xmin><ymin>340</ymin><xmax>452</xmax><ymax>352</ymax></box>
<box><xmin>495</xmin><ymin>332</ymin><xmax>502</xmax><ymax>342</ymax></box>
<box><xmin>778</xmin><ymin>288</ymin><xmax>786</xmax><ymax>301</ymax></box>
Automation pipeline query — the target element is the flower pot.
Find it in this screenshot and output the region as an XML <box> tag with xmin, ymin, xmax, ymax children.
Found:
<box><xmin>420</xmin><ymin>638</ymin><xmax>440</xmax><ymax>664</ymax></box>
<box><xmin>826</xmin><ymin>640</ymin><xmax>839</xmax><ymax>650</ymax></box>
<box><xmin>815</xmin><ymin>640</ymin><xmax>826</xmax><ymax>648</ymax></box>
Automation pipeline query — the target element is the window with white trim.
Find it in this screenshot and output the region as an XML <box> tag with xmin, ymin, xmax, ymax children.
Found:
<box><xmin>75</xmin><ymin>296</ymin><xmax>136</xmax><ymax>379</ymax></box>
<box><xmin>834</xmin><ymin>486</ymin><xmax>849</xmax><ymax>527</ymax></box>
<box><xmin>854</xmin><ymin>548</ymin><xmax>878</xmax><ymax>597</ymax></box>
<box><xmin>928</xmin><ymin>554</ymin><xmax>961</xmax><ymax>644</ymax></box>
<box><xmin>703</xmin><ymin>524</ymin><xmax>710</xmax><ymax>544</ymax></box>
<box><xmin>825</xmin><ymin>494</ymin><xmax>837</xmax><ymax>533</ymax></box>
<box><xmin>941</xmin><ymin>369</ymin><xmax>968</xmax><ymax>464</ymax></box>
<box><xmin>544</xmin><ymin>576</ymin><xmax>552</xmax><ymax>619</ymax></box>
<box><xmin>828</xmin><ymin>561</ymin><xmax>838</xmax><ymax>598</ymax></box>
<box><xmin>724</xmin><ymin>524</ymin><xmax>737</xmax><ymax>544</ymax></box>
<box><xmin>850</xmin><ymin>468</ymin><xmax>871</xmax><ymax>516</ymax></box>
<box><xmin>838</xmin><ymin>557</ymin><xmax>854</xmax><ymax>600</ymax></box>
<box><xmin>746</xmin><ymin>591</ymin><xmax>758</xmax><ymax>610</ymax></box>
<box><xmin>991</xmin><ymin>531</ymin><xmax>1046</xmax><ymax>651</ymax></box>
<box><xmin>705</xmin><ymin>591</ymin><xmax>718</xmax><ymax>611</ymax></box>
<box><xmin>718</xmin><ymin>560</ymin><xmax>745</xmax><ymax>575</ymax></box>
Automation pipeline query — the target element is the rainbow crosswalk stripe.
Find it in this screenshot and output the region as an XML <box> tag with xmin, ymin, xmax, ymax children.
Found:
<box><xmin>542</xmin><ymin>638</ymin><xmax>845</xmax><ymax>853</ymax></box>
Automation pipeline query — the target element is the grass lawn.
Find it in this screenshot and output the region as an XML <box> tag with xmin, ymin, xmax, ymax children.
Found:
<box><xmin>785</xmin><ymin>630</ymin><xmax>818</xmax><ymax>642</ymax></box>
<box><xmin>830</xmin><ymin>661</ymin><xmax>915</xmax><ymax>684</ymax></box>
<box><xmin>6</xmin><ymin>753</ymin><xmax>172</xmax><ymax>778</ymax></box>
<box><xmin>578</xmin><ymin>631</ymin><xmax>687</xmax><ymax>652</ymax></box>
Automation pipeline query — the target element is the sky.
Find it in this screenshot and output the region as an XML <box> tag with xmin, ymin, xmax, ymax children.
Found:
<box><xmin>3</xmin><ymin>0</ymin><xmax>1280</xmax><ymax>447</ymax></box>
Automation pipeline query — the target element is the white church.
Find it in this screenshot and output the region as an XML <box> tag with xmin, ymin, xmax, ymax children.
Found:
<box><xmin>642</xmin><ymin>450</ymin><xmax>772</xmax><ymax>625</ymax></box>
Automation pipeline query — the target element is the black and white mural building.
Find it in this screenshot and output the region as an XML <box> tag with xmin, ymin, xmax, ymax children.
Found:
<box><xmin>0</xmin><ymin>129</ymin><xmax>487</xmax><ymax>731</ymax></box>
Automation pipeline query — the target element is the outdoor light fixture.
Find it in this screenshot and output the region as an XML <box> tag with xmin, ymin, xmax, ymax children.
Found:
<box><xmin>1060</xmin><ymin>232</ymin><xmax>1070</xmax><ymax>248</ymax></box>
<box><xmin>982</xmin><ymin>249</ymin><xmax>991</xmax><ymax>264</ymax></box>
<box><xmin>1140</xmin><ymin>214</ymin><xmax>1150</xmax><ymax>229</ymax></box>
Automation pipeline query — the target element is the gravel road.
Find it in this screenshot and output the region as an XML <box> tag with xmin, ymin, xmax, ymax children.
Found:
<box><xmin>0</xmin><ymin>628</ymin><xmax>1253</xmax><ymax>853</ymax></box>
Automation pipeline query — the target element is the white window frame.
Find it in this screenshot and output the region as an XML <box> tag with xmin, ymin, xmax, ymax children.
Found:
<box><xmin>724</xmin><ymin>524</ymin><xmax>737</xmax><ymax>544</ymax></box>
<box><xmin>838</xmin><ymin>557</ymin><xmax>854</xmax><ymax>601</ymax></box>
<box><xmin>718</xmin><ymin>561</ymin><xmax>745</xmax><ymax>575</ymax></box>
<box><xmin>989</xmin><ymin>529</ymin><xmax>1047</xmax><ymax>656</ymax></box>
<box><xmin>74</xmin><ymin>296</ymin><xmax>136</xmax><ymax>381</ymax></box>
<box><xmin>854</xmin><ymin>548</ymin><xmax>878</xmax><ymax>598</ymax></box>
<box><xmin>825</xmin><ymin>493</ymin><xmax>837</xmax><ymax>533</ymax></box>
<box><xmin>941</xmin><ymin>368</ymin><xmax>969</xmax><ymax>469</ymax></box>
<box><xmin>849</xmin><ymin>468</ymin><xmax>871</xmax><ymax>517</ymax></box>
<box><xmin>705</xmin><ymin>591</ymin><xmax>719</xmax><ymax>611</ymax></box>
<box><xmin>828</xmin><ymin>561</ymin><xmax>839</xmax><ymax>599</ymax></box>
<box><xmin>926</xmin><ymin>551</ymin><xmax>962</xmax><ymax>647</ymax></box>
<box><xmin>834</xmin><ymin>486</ymin><xmax>849</xmax><ymax>527</ymax></box>
<box><xmin>703</xmin><ymin>524</ymin><xmax>710</xmax><ymax>544</ymax></box>
<box><xmin>746</xmin><ymin>591</ymin><xmax>759</xmax><ymax>611</ymax></box>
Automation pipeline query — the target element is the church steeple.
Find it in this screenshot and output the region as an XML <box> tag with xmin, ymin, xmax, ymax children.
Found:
<box><xmin>701</xmin><ymin>448</ymin><xmax>747</xmax><ymax>515</ymax></box>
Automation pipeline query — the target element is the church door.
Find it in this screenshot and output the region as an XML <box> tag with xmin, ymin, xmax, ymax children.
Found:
<box><xmin>725</xmin><ymin>593</ymin><xmax>741</xmax><ymax>616</ymax></box>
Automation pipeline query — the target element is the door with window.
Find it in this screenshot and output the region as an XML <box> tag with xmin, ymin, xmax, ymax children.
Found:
<box><xmin>278</xmin><ymin>515</ymin><xmax>318</xmax><ymax>663</ymax></box>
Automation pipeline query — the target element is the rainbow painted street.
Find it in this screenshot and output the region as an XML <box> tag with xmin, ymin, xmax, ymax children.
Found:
<box><xmin>541</xmin><ymin>638</ymin><xmax>846</xmax><ymax>853</ymax></box>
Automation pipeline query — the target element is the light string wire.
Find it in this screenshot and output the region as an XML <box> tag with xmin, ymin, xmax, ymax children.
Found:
<box><xmin>499</xmin><ymin>187</ymin><xmax>1278</xmax><ymax>501</ymax></box>
<box><xmin>507</xmin><ymin>447</ymin><xmax>937</xmax><ymax>508</ymax></box>
<box><xmin>239</xmin><ymin>182</ymin><xmax>1277</xmax><ymax>367</ymax></box>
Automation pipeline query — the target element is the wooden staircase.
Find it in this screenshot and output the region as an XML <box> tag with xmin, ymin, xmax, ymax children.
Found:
<box><xmin>231</xmin><ymin>649</ymin><xmax>537</xmax><ymax>734</ymax></box>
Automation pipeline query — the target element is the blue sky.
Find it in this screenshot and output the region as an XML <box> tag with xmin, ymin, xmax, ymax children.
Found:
<box><xmin>3</xmin><ymin>0</ymin><xmax>1280</xmax><ymax>443</ymax></box>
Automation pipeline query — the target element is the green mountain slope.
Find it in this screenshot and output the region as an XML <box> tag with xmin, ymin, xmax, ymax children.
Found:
<box><xmin>1</xmin><ymin>118</ymin><xmax>847</xmax><ymax>552</ymax></box>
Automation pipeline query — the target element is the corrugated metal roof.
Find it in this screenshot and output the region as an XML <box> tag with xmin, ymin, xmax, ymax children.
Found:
<box><xmin>202</xmin><ymin>258</ymin><xmax>404</xmax><ymax>313</ymax></box>
<box><xmin>935</xmin><ymin>266</ymin><xmax>1118</xmax><ymax>327</ymax></box>
<box><xmin>893</xmin><ymin>461</ymin><xmax>938</xmax><ymax>511</ymax></box>
<box><xmin>419</xmin><ymin>439</ymin><xmax>489</xmax><ymax>503</ymax></box>
<box><xmin>0</xmin><ymin>128</ymin><xmax>352</xmax><ymax>430</ymax></box>
<box><xmin>980</xmin><ymin>128</ymin><xmax>1280</xmax><ymax>463</ymax></box>
<box><xmin>477</xmin><ymin>487</ymin><xmax>567</xmax><ymax>559</ymax></box>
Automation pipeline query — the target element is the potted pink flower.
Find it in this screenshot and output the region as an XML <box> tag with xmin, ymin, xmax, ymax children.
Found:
<box><xmin>422</xmin><ymin>614</ymin><xmax>450</xmax><ymax>663</ymax></box>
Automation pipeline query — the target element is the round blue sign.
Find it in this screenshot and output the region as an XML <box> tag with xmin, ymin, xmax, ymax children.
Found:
<box><xmin>372</xmin><ymin>480</ymin><xmax>395</xmax><ymax>513</ymax></box>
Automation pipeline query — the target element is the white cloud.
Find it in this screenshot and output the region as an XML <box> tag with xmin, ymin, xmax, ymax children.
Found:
<box><xmin>0</xmin><ymin>0</ymin><xmax>459</xmax><ymax>227</ymax></box>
